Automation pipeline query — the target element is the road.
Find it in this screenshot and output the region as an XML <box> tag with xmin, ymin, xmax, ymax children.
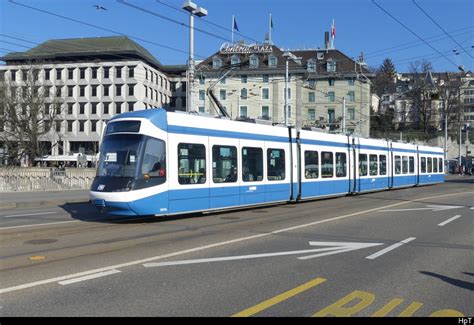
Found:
<box><xmin>1</xmin><ymin>177</ymin><xmax>473</xmax><ymax>317</ymax></box>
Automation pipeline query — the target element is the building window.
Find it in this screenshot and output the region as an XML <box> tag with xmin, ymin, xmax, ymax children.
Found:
<box><xmin>261</xmin><ymin>106</ymin><xmax>269</xmax><ymax>119</ymax></box>
<box><xmin>263</xmin><ymin>75</ymin><xmax>269</xmax><ymax>83</ymax></box>
<box><xmin>199</xmin><ymin>90</ymin><xmax>205</xmax><ymax>101</ymax></box>
<box><xmin>347</xmin><ymin>91</ymin><xmax>355</xmax><ymax>102</ymax></box>
<box><xmin>128</xmin><ymin>84</ymin><xmax>134</xmax><ymax>96</ymax></box>
<box><xmin>199</xmin><ymin>76</ymin><xmax>205</xmax><ymax>85</ymax></box>
<box><xmin>240</xmin><ymin>106</ymin><xmax>248</xmax><ymax>118</ymax></box>
<box><xmin>92</xmin><ymin>85</ymin><xmax>98</xmax><ymax>97</ymax></box>
<box><xmin>56</xmin><ymin>69</ymin><xmax>62</xmax><ymax>80</ymax></box>
<box><xmin>241</xmin><ymin>75</ymin><xmax>247</xmax><ymax>83</ymax></box>
<box><xmin>327</xmin><ymin>60</ymin><xmax>336</xmax><ymax>72</ymax></box>
<box><xmin>79</xmin><ymin>103</ymin><xmax>85</xmax><ymax>115</ymax></box>
<box><xmin>67</xmin><ymin>103</ymin><xmax>74</xmax><ymax>115</ymax></box>
<box><xmin>328</xmin><ymin>79</ymin><xmax>335</xmax><ymax>86</ymax></box>
<box><xmin>79</xmin><ymin>85</ymin><xmax>86</xmax><ymax>97</ymax></box>
<box><xmin>212</xmin><ymin>57</ymin><xmax>222</xmax><ymax>69</ymax></box>
<box><xmin>104</xmin><ymin>85</ymin><xmax>109</xmax><ymax>97</ymax></box>
<box><xmin>348</xmin><ymin>79</ymin><xmax>355</xmax><ymax>86</ymax></box>
<box><xmin>103</xmin><ymin>102</ymin><xmax>110</xmax><ymax>115</ymax></box>
<box><xmin>231</xmin><ymin>55</ymin><xmax>240</xmax><ymax>65</ymax></box>
<box><xmin>198</xmin><ymin>106</ymin><xmax>205</xmax><ymax>113</ymax></box>
<box><xmin>347</xmin><ymin>108</ymin><xmax>355</xmax><ymax>120</ymax></box>
<box><xmin>79</xmin><ymin>68</ymin><xmax>86</xmax><ymax>79</ymax></box>
<box><xmin>79</xmin><ymin>120</ymin><xmax>86</xmax><ymax>132</ymax></box>
<box><xmin>268</xmin><ymin>55</ymin><xmax>277</xmax><ymax>67</ymax></box>
<box><xmin>116</xmin><ymin>85</ymin><xmax>122</xmax><ymax>96</ymax></box>
<box><xmin>220</xmin><ymin>89</ymin><xmax>226</xmax><ymax>101</ymax></box>
<box><xmin>128</xmin><ymin>102</ymin><xmax>134</xmax><ymax>112</ymax></box>
<box><xmin>249</xmin><ymin>55</ymin><xmax>258</xmax><ymax>68</ymax></box>
<box><xmin>327</xmin><ymin>91</ymin><xmax>335</xmax><ymax>102</ymax></box>
<box><xmin>308</xmin><ymin>92</ymin><xmax>315</xmax><ymax>102</ymax></box>
<box><xmin>262</xmin><ymin>88</ymin><xmax>269</xmax><ymax>100</ymax></box>
<box><xmin>178</xmin><ymin>143</ymin><xmax>206</xmax><ymax>185</ymax></box>
<box><xmin>241</xmin><ymin>88</ymin><xmax>248</xmax><ymax>100</ymax></box>
<box><xmin>91</xmin><ymin>67</ymin><xmax>98</xmax><ymax>79</ymax></box>
<box><xmin>91</xmin><ymin>120</ymin><xmax>97</xmax><ymax>132</ymax></box>
<box><xmin>128</xmin><ymin>66</ymin><xmax>135</xmax><ymax>78</ymax></box>
<box><xmin>67</xmin><ymin>120</ymin><xmax>73</xmax><ymax>132</ymax></box>
<box><xmin>91</xmin><ymin>102</ymin><xmax>97</xmax><ymax>115</ymax></box>
<box><xmin>68</xmin><ymin>86</ymin><xmax>74</xmax><ymax>97</ymax></box>
<box><xmin>103</xmin><ymin>67</ymin><xmax>110</xmax><ymax>79</ymax></box>
<box><xmin>44</xmin><ymin>69</ymin><xmax>51</xmax><ymax>81</ymax></box>
<box><xmin>115</xmin><ymin>102</ymin><xmax>122</xmax><ymax>114</ymax></box>
<box><xmin>116</xmin><ymin>66</ymin><xmax>122</xmax><ymax>78</ymax></box>
<box><xmin>68</xmin><ymin>68</ymin><xmax>74</xmax><ymax>80</ymax></box>
<box><xmin>307</xmin><ymin>59</ymin><xmax>316</xmax><ymax>71</ymax></box>
<box><xmin>308</xmin><ymin>108</ymin><xmax>316</xmax><ymax>121</ymax></box>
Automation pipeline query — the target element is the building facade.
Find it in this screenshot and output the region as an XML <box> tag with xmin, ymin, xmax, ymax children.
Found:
<box><xmin>0</xmin><ymin>36</ymin><xmax>173</xmax><ymax>165</ymax></box>
<box><xmin>193</xmin><ymin>42</ymin><xmax>372</xmax><ymax>137</ymax></box>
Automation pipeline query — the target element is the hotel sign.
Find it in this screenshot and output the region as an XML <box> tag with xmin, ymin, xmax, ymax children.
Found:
<box><xmin>220</xmin><ymin>42</ymin><xmax>273</xmax><ymax>54</ymax></box>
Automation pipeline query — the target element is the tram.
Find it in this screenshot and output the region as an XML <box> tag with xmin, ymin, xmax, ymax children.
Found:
<box><xmin>90</xmin><ymin>108</ymin><xmax>444</xmax><ymax>216</ymax></box>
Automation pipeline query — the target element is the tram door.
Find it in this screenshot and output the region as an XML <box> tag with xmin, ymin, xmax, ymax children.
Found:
<box><xmin>209</xmin><ymin>137</ymin><xmax>240</xmax><ymax>209</ymax></box>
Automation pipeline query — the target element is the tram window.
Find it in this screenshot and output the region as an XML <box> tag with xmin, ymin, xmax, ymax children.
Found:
<box><xmin>321</xmin><ymin>152</ymin><xmax>334</xmax><ymax>178</ymax></box>
<box><xmin>141</xmin><ymin>137</ymin><xmax>166</xmax><ymax>181</ymax></box>
<box><xmin>178</xmin><ymin>143</ymin><xmax>206</xmax><ymax>185</ymax></box>
<box><xmin>433</xmin><ymin>158</ymin><xmax>438</xmax><ymax>173</ymax></box>
<box><xmin>438</xmin><ymin>158</ymin><xmax>443</xmax><ymax>173</ymax></box>
<box><xmin>242</xmin><ymin>147</ymin><xmax>263</xmax><ymax>182</ymax></box>
<box><xmin>369</xmin><ymin>154</ymin><xmax>378</xmax><ymax>176</ymax></box>
<box><xmin>379</xmin><ymin>155</ymin><xmax>387</xmax><ymax>175</ymax></box>
<box><xmin>359</xmin><ymin>154</ymin><xmax>368</xmax><ymax>176</ymax></box>
<box><xmin>409</xmin><ymin>157</ymin><xmax>415</xmax><ymax>174</ymax></box>
<box><xmin>336</xmin><ymin>153</ymin><xmax>347</xmax><ymax>177</ymax></box>
<box><xmin>212</xmin><ymin>145</ymin><xmax>237</xmax><ymax>183</ymax></box>
<box><xmin>395</xmin><ymin>156</ymin><xmax>401</xmax><ymax>175</ymax></box>
<box><xmin>421</xmin><ymin>157</ymin><xmax>426</xmax><ymax>173</ymax></box>
<box><xmin>402</xmin><ymin>156</ymin><xmax>408</xmax><ymax>174</ymax></box>
<box><xmin>427</xmin><ymin>157</ymin><xmax>432</xmax><ymax>173</ymax></box>
<box><xmin>304</xmin><ymin>151</ymin><xmax>319</xmax><ymax>179</ymax></box>
<box><xmin>267</xmin><ymin>149</ymin><xmax>285</xmax><ymax>181</ymax></box>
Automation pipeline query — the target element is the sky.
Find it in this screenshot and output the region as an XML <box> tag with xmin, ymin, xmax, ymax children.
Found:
<box><xmin>0</xmin><ymin>0</ymin><xmax>472</xmax><ymax>72</ymax></box>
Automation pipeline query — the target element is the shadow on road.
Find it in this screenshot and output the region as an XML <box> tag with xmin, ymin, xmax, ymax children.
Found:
<box><xmin>420</xmin><ymin>271</ymin><xmax>474</xmax><ymax>292</ymax></box>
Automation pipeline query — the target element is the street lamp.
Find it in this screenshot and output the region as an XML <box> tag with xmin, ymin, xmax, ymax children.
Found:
<box><xmin>282</xmin><ymin>51</ymin><xmax>301</xmax><ymax>126</ymax></box>
<box><xmin>182</xmin><ymin>1</ymin><xmax>207</xmax><ymax>112</ymax></box>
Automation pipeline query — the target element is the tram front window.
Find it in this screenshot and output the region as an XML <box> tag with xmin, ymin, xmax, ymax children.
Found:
<box><xmin>93</xmin><ymin>134</ymin><xmax>166</xmax><ymax>192</ymax></box>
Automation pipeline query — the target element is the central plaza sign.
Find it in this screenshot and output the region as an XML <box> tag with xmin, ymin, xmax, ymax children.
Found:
<box><xmin>219</xmin><ymin>42</ymin><xmax>273</xmax><ymax>54</ymax></box>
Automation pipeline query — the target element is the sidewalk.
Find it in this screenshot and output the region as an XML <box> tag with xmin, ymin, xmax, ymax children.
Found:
<box><xmin>0</xmin><ymin>189</ymin><xmax>90</xmax><ymax>210</ymax></box>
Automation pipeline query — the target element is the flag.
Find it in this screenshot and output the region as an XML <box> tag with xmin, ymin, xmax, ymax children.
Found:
<box><xmin>233</xmin><ymin>16</ymin><xmax>239</xmax><ymax>32</ymax></box>
<box><xmin>331</xmin><ymin>19</ymin><xmax>336</xmax><ymax>39</ymax></box>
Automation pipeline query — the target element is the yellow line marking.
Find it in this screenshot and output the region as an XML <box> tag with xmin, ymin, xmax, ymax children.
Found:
<box><xmin>29</xmin><ymin>256</ymin><xmax>46</xmax><ymax>261</ymax></box>
<box><xmin>231</xmin><ymin>277</ymin><xmax>327</xmax><ymax>317</ymax></box>
<box><xmin>371</xmin><ymin>298</ymin><xmax>404</xmax><ymax>317</ymax></box>
<box><xmin>398</xmin><ymin>302</ymin><xmax>423</xmax><ymax>317</ymax></box>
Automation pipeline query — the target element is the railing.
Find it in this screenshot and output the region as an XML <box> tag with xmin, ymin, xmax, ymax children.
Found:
<box><xmin>0</xmin><ymin>168</ymin><xmax>97</xmax><ymax>192</ymax></box>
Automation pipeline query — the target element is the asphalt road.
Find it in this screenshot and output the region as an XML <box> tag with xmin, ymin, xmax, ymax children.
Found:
<box><xmin>1</xmin><ymin>177</ymin><xmax>473</xmax><ymax>317</ymax></box>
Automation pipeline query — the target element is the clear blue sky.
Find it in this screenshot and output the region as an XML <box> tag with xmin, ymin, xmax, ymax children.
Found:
<box><xmin>0</xmin><ymin>0</ymin><xmax>472</xmax><ymax>72</ymax></box>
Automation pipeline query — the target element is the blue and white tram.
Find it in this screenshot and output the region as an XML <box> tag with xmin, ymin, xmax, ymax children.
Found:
<box><xmin>90</xmin><ymin>108</ymin><xmax>445</xmax><ymax>216</ymax></box>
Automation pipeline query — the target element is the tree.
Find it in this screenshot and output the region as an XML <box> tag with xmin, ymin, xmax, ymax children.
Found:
<box><xmin>0</xmin><ymin>65</ymin><xmax>65</xmax><ymax>166</ymax></box>
<box><xmin>373</xmin><ymin>58</ymin><xmax>397</xmax><ymax>97</ymax></box>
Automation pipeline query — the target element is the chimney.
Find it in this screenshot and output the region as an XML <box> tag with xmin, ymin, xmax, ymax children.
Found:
<box><xmin>325</xmin><ymin>31</ymin><xmax>330</xmax><ymax>49</ymax></box>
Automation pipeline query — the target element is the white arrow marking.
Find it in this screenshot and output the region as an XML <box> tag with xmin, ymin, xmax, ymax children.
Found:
<box><xmin>143</xmin><ymin>241</ymin><xmax>384</xmax><ymax>267</ymax></box>
<box><xmin>379</xmin><ymin>205</ymin><xmax>464</xmax><ymax>212</ymax></box>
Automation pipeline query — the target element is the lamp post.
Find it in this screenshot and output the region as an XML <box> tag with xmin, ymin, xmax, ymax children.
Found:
<box><xmin>182</xmin><ymin>1</ymin><xmax>207</xmax><ymax>113</ymax></box>
<box><xmin>282</xmin><ymin>51</ymin><xmax>301</xmax><ymax>126</ymax></box>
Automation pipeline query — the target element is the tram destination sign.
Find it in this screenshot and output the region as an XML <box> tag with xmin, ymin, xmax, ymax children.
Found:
<box><xmin>220</xmin><ymin>42</ymin><xmax>273</xmax><ymax>54</ymax></box>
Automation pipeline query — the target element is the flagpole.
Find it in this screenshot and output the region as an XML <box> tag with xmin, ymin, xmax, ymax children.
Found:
<box><xmin>232</xmin><ymin>14</ymin><xmax>235</xmax><ymax>44</ymax></box>
<box><xmin>269</xmin><ymin>13</ymin><xmax>272</xmax><ymax>45</ymax></box>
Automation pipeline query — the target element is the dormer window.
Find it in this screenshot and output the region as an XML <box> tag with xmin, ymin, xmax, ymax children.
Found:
<box><xmin>307</xmin><ymin>59</ymin><xmax>316</xmax><ymax>72</ymax></box>
<box><xmin>212</xmin><ymin>57</ymin><xmax>222</xmax><ymax>69</ymax></box>
<box><xmin>268</xmin><ymin>55</ymin><xmax>277</xmax><ymax>67</ymax></box>
<box><xmin>249</xmin><ymin>55</ymin><xmax>259</xmax><ymax>68</ymax></box>
<box><xmin>231</xmin><ymin>55</ymin><xmax>240</xmax><ymax>66</ymax></box>
<box><xmin>327</xmin><ymin>60</ymin><xmax>336</xmax><ymax>72</ymax></box>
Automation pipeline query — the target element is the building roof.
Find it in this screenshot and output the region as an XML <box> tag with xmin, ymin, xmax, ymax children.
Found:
<box><xmin>196</xmin><ymin>43</ymin><xmax>371</xmax><ymax>76</ymax></box>
<box><xmin>1</xmin><ymin>36</ymin><xmax>162</xmax><ymax>69</ymax></box>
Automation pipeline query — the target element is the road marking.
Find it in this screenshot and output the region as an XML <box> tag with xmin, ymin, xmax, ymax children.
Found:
<box><xmin>365</xmin><ymin>237</ymin><xmax>416</xmax><ymax>260</ymax></box>
<box><xmin>1</xmin><ymin>212</ymin><xmax>58</xmax><ymax>218</ymax></box>
<box><xmin>313</xmin><ymin>290</ymin><xmax>375</xmax><ymax>317</ymax></box>
<box><xmin>0</xmin><ymin>191</ymin><xmax>472</xmax><ymax>294</ymax></box>
<box><xmin>371</xmin><ymin>298</ymin><xmax>404</xmax><ymax>317</ymax></box>
<box><xmin>143</xmin><ymin>241</ymin><xmax>383</xmax><ymax>267</ymax></box>
<box><xmin>0</xmin><ymin>220</ymin><xmax>79</xmax><ymax>230</ymax></box>
<box><xmin>438</xmin><ymin>215</ymin><xmax>462</xmax><ymax>226</ymax></box>
<box><xmin>232</xmin><ymin>277</ymin><xmax>327</xmax><ymax>317</ymax></box>
<box><xmin>398</xmin><ymin>301</ymin><xmax>423</xmax><ymax>316</ymax></box>
<box><xmin>58</xmin><ymin>270</ymin><xmax>121</xmax><ymax>285</ymax></box>
<box><xmin>379</xmin><ymin>205</ymin><xmax>464</xmax><ymax>212</ymax></box>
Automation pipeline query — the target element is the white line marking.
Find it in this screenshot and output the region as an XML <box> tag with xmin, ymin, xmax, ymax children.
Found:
<box><xmin>0</xmin><ymin>220</ymin><xmax>79</xmax><ymax>230</ymax></box>
<box><xmin>1</xmin><ymin>191</ymin><xmax>472</xmax><ymax>294</ymax></box>
<box><xmin>380</xmin><ymin>205</ymin><xmax>464</xmax><ymax>212</ymax></box>
<box><xmin>1</xmin><ymin>212</ymin><xmax>58</xmax><ymax>218</ymax></box>
<box><xmin>58</xmin><ymin>270</ymin><xmax>121</xmax><ymax>285</ymax></box>
<box><xmin>438</xmin><ymin>215</ymin><xmax>462</xmax><ymax>226</ymax></box>
<box><xmin>366</xmin><ymin>237</ymin><xmax>416</xmax><ymax>260</ymax></box>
